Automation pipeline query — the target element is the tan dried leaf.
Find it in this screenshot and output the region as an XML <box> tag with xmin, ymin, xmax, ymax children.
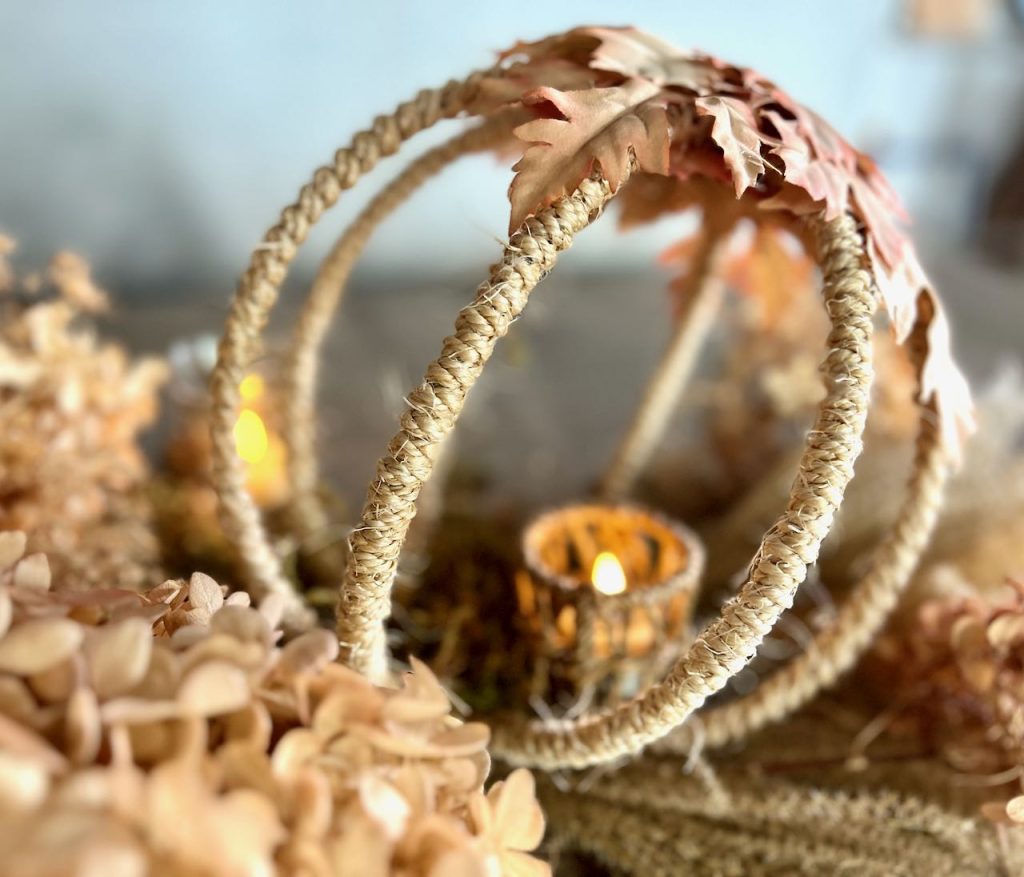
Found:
<box><xmin>0</xmin><ymin>617</ymin><xmax>83</xmax><ymax>675</ymax></box>
<box><xmin>509</xmin><ymin>79</ymin><xmax>668</xmax><ymax>231</ymax></box>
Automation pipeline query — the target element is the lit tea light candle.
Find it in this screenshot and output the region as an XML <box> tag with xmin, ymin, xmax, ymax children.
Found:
<box><xmin>519</xmin><ymin>503</ymin><xmax>704</xmax><ymax>705</ymax></box>
<box><xmin>233</xmin><ymin>374</ymin><xmax>288</xmax><ymax>508</ymax></box>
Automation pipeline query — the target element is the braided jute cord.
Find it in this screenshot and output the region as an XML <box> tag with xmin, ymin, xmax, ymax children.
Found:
<box><xmin>209</xmin><ymin>70</ymin><xmax>495</xmax><ymax>630</ymax></box>
<box><xmin>339</xmin><ymin>156</ymin><xmax>877</xmax><ymax>767</ymax></box>
<box><xmin>339</xmin><ymin>173</ymin><xmax>617</xmax><ymax>680</ymax></box>
<box><xmin>656</xmin><ymin>392</ymin><xmax>949</xmax><ymax>755</ymax></box>
<box><xmin>484</xmin><ymin>211</ymin><xmax>877</xmax><ymax>768</ymax></box>
<box><xmin>283</xmin><ymin>113</ymin><xmax>521</xmax><ymax>583</ymax></box>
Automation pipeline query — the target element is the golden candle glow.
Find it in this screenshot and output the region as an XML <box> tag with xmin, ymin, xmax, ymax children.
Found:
<box><xmin>591</xmin><ymin>551</ymin><xmax>627</xmax><ymax>596</ymax></box>
<box><xmin>234</xmin><ymin>409</ymin><xmax>269</xmax><ymax>464</ymax></box>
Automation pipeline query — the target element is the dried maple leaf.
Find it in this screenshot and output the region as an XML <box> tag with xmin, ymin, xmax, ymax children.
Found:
<box><xmin>586</xmin><ymin>26</ymin><xmax>718</xmax><ymax>92</ymax></box>
<box><xmin>509</xmin><ymin>80</ymin><xmax>669</xmax><ymax>231</ymax></box>
<box><xmin>695</xmin><ymin>96</ymin><xmax>766</xmax><ymax>196</ymax></box>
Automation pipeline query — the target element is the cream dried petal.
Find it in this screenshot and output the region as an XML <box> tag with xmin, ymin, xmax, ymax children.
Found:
<box><xmin>225</xmin><ymin>591</ymin><xmax>251</xmax><ymax>607</ymax></box>
<box><xmin>271</xmin><ymin>728</ymin><xmax>323</xmax><ymax>776</ymax></box>
<box><xmin>0</xmin><ymin>532</ymin><xmax>26</xmax><ymax>570</ymax></box>
<box><xmin>987</xmin><ymin>614</ymin><xmax>1024</xmax><ymax>651</ymax></box>
<box><xmin>1007</xmin><ymin>795</ymin><xmax>1024</xmax><ymax>824</ymax></box>
<box><xmin>0</xmin><ymin>589</ymin><xmax>10</xmax><ymax>641</ymax></box>
<box><xmin>187</xmin><ymin>572</ymin><xmax>224</xmax><ymax>616</ymax></box>
<box><xmin>278</xmin><ymin>629</ymin><xmax>339</xmax><ymax>676</ymax></box>
<box><xmin>211</xmin><ymin>605</ymin><xmax>272</xmax><ymax>645</ymax></box>
<box><xmin>0</xmin><ymin>618</ymin><xmax>83</xmax><ymax>675</ymax></box>
<box><xmin>355</xmin><ymin>720</ymin><xmax>489</xmax><ymax>759</ymax></box>
<box><xmin>257</xmin><ymin>592</ymin><xmax>286</xmax><ymax>633</ymax></box>
<box><xmin>181</xmin><ymin>633</ymin><xmax>267</xmax><ymax>675</ymax></box>
<box><xmin>0</xmin><ymin>675</ymin><xmax>38</xmax><ymax>723</ymax></box>
<box><xmin>177</xmin><ymin>660</ymin><xmax>251</xmax><ymax>717</ymax></box>
<box><xmin>0</xmin><ymin>749</ymin><xmax>50</xmax><ymax>812</ymax></box>
<box><xmin>359</xmin><ymin>774</ymin><xmax>412</xmax><ymax>842</ymax></box>
<box><xmin>312</xmin><ymin>688</ymin><xmax>381</xmax><ymax>736</ymax></box>
<box><xmin>131</xmin><ymin>644</ymin><xmax>180</xmax><ymax>700</ymax></box>
<box><xmin>65</xmin><ymin>685</ymin><xmax>102</xmax><ymax>765</ymax></box>
<box><xmin>29</xmin><ymin>656</ymin><xmax>82</xmax><ymax>703</ymax></box>
<box><xmin>486</xmin><ymin>769</ymin><xmax>545</xmax><ymax>852</ymax></box>
<box><xmin>214</xmin><ymin>788</ymin><xmax>286</xmax><ymax>873</ymax></box>
<box><xmin>12</xmin><ymin>553</ymin><xmax>51</xmax><ymax>591</ymax></box>
<box><xmin>0</xmin><ymin>711</ymin><xmax>68</xmax><ymax>773</ymax></box>
<box><xmin>100</xmin><ymin>698</ymin><xmax>181</xmax><ymax>725</ymax></box>
<box><xmin>85</xmin><ymin>618</ymin><xmax>153</xmax><ymax>700</ymax></box>
<box><xmin>382</xmin><ymin>658</ymin><xmax>452</xmax><ymax>724</ymax></box>
<box><xmin>220</xmin><ymin>701</ymin><xmax>273</xmax><ymax>750</ymax></box>
<box><xmin>217</xmin><ymin>741</ymin><xmax>277</xmax><ymax>798</ymax></box>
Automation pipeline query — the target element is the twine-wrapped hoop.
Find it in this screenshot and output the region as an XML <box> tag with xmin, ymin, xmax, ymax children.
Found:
<box><xmin>210</xmin><ymin>29</ymin><xmax>967</xmax><ymax>771</ymax></box>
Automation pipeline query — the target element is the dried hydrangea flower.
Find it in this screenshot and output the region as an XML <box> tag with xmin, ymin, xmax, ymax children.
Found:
<box><xmin>0</xmin><ymin>532</ymin><xmax>549</xmax><ymax>875</ymax></box>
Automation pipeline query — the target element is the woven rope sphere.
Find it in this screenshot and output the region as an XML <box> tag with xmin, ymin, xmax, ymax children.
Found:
<box><xmin>210</xmin><ymin>26</ymin><xmax>971</xmax><ymax>770</ymax></box>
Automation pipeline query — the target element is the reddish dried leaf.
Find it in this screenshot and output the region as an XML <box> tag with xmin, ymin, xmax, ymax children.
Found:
<box><xmin>587</xmin><ymin>27</ymin><xmax>717</xmax><ymax>92</ymax></box>
<box><xmin>509</xmin><ymin>80</ymin><xmax>668</xmax><ymax>231</ymax></box>
<box><xmin>695</xmin><ymin>96</ymin><xmax>766</xmax><ymax>196</ymax></box>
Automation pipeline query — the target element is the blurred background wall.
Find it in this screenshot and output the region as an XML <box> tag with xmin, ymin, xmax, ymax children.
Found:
<box><xmin>2</xmin><ymin>0</ymin><xmax>1023</xmax><ymax>294</ymax></box>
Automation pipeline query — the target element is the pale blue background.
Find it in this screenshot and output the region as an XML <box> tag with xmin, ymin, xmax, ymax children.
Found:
<box><xmin>1</xmin><ymin>1</ymin><xmax>1022</xmax><ymax>291</ymax></box>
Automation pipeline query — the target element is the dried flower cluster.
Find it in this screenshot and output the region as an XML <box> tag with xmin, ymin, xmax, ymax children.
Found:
<box><xmin>870</xmin><ymin>578</ymin><xmax>1024</xmax><ymax>826</ymax></box>
<box><xmin>0</xmin><ymin>240</ymin><xmax>166</xmax><ymax>590</ymax></box>
<box><xmin>0</xmin><ymin>532</ymin><xmax>548</xmax><ymax>876</ymax></box>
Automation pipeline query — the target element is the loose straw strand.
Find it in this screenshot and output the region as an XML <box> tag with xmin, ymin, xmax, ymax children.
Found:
<box><xmin>209</xmin><ymin>72</ymin><xmax>493</xmax><ymax>630</ymax></box>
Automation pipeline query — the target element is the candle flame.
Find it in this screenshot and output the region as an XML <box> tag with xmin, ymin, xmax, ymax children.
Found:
<box><xmin>239</xmin><ymin>373</ymin><xmax>265</xmax><ymax>402</ymax></box>
<box><xmin>234</xmin><ymin>409</ymin><xmax>269</xmax><ymax>464</ymax></box>
<box><xmin>592</xmin><ymin>551</ymin><xmax>626</xmax><ymax>596</ymax></box>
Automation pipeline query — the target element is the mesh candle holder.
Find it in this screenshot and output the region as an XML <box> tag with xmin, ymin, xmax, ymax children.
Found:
<box><xmin>519</xmin><ymin>503</ymin><xmax>703</xmax><ymax>705</ymax></box>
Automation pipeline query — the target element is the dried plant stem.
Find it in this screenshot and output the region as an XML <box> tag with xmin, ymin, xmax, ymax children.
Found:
<box><xmin>599</xmin><ymin>231</ymin><xmax>727</xmax><ymax>500</ymax></box>
<box><xmin>283</xmin><ymin>114</ymin><xmax>519</xmax><ymax>585</ymax></box>
<box><xmin>209</xmin><ymin>71</ymin><xmax>496</xmax><ymax>629</ymax></box>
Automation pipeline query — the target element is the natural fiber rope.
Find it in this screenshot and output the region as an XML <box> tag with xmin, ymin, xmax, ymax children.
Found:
<box><xmin>600</xmin><ymin>228</ymin><xmax>728</xmax><ymax>500</ymax></box>
<box><xmin>209</xmin><ymin>71</ymin><xmax>494</xmax><ymax>630</ymax></box>
<box><xmin>656</xmin><ymin>396</ymin><xmax>949</xmax><ymax>755</ymax></box>
<box><xmin>485</xmin><ymin>210</ymin><xmax>877</xmax><ymax>768</ymax></box>
<box><xmin>283</xmin><ymin>113</ymin><xmax>521</xmax><ymax>583</ymax></box>
<box><xmin>338</xmin><ymin>174</ymin><xmax>617</xmax><ymax>680</ymax></box>
<box><xmin>340</xmin><ymin>174</ymin><xmax>877</xmax><ymax>765</ymax></box>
